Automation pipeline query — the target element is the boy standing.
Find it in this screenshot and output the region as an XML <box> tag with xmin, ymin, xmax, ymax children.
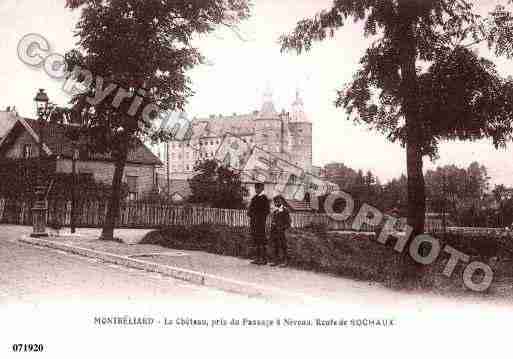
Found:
<box><xmin>269</xmin><ymin>196</ymin><xmax>291</xmax><ymax>267</ymax></box>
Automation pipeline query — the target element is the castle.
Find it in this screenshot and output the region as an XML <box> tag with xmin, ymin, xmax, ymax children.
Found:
<box><xmin>155</xmin><ymin>89</ymin><xmax>316</xmax><ymax>202</ymax></box>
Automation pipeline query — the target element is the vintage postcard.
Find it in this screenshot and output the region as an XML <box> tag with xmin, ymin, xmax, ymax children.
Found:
<box><xmin>1</xmin><ymin>0</ymin><xmax>513</xmax><ymax>358</ymax></box>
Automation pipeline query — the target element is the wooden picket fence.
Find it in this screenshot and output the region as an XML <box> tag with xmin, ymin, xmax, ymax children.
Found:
<box><xmin>4</xmin><ymin>197</ymin><xmax>508</xmax><ymax>239</ymax></box>
<box><xmin>443</xmin><ymin>226</ymin><xmax>513</xmax><ymax>237</ymax></box>
<box><xmin>0</xmin><ymin>198</ymin><xmax>382</xmax><ymax>232</ymax></box>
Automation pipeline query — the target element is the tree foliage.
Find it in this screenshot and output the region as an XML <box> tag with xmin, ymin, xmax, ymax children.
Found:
<box><xmin>281</xmin><ymin>1</ymin><xmax>513</xmax><ymax>154</ymax></box>
<box><xmin>281</xmin><ymin>0</ymin><xmax>513</xmax><ymax>234</ymax></box>
<box><xmin>320</xmin><ymin>161</ymin><xmax>512</xmax><ymax>228</ymax></box>
<box><xmin>63</xmin><ymin>0</ymin><xmax>251</xmax><ymax>238</ymax></box>
<box><xmin>490</xmin><ymin>184</ymin><xmax>513</xmax><ymax>227</ymax></box>
<box><xmin>425</xmin><ymin>162</ymin><xmax>489</xmax><ymax>221</ymax></box>
<box><xmin>342</xmin><ymin>45</ymin><xmax>513</xmax><ymax>158</ymax></box>
<box><xmin>65</xmin><ymin>0</ymin><xmax>251</xmax><ymax>147</ymax></box>
<box><xmin>189</xmin><ymin>159</ymin><xmax>248</xmax><ymax>209</ymax></box>
<box><xmin>322</xmin><ymin>163</ymin><xmax>402</xmax><ymax>214</ymax></box>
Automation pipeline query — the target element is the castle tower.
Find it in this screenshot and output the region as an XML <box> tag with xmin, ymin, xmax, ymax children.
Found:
<box><xmin>255</xmin><ymin>85</ymin><xmax>282</xmax><ymax>155</ymax></box>
<box><xmin>287</xmin><ymin>90</ymin><xmax>312</xmax><ymax>171</ymax></box>
<box><xmin>259</xmin><ymin>84</ymin><xmax>278</xmax><ymax>119</ymax></box>
<box><xmin>290</xmin><ymin>89</ymin><xmax>308</xmax><ymax>123</ymax></box>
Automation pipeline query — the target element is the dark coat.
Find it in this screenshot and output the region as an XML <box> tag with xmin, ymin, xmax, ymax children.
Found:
<box><xmin>271</xmin><ymin>207</ymin><xmax>291</xmax><ymax>233</ymax></box>
<box><xmin>248</xmin><ymin>194</ymin><xmax>270</xmax><ymax>233</ymax></box>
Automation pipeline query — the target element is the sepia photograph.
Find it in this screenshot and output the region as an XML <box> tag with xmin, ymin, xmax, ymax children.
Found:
<box><xmin>1</xmin><ymin>0</ymin><xmax>513</xmax><ymax>357</ymax></box>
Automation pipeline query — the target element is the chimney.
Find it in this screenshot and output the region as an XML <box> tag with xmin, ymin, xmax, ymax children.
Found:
<box><xmin>4</xmin><ymin>106</ymin><xmax>17</xmax><ymax>115</ymax></box>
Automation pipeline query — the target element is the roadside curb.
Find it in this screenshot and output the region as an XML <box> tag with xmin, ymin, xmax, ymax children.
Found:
<box><xmin>18</xmin><ymin>236</ymin><xmax>306</xmax><ymax>301</ymax></box>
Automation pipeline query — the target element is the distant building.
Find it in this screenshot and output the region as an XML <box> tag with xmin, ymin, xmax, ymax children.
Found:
<box><xmin>155</xmin><ymin>89</ymin><xmax>329</xmax><ymax>202</ymax></box>
<box><xmin>0</xmin><ymin>115</ymin><xmax>162</xmax><ymax>200</ymax></box>
<box><xmin>158</xmin><ymin>89</ymin><xmax>312</xmax><ymax>179</ymax></box>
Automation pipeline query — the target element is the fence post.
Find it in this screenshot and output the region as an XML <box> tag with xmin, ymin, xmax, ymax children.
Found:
<box><xmin>0</xmin><ymin>198</ymin><xmax>5</xmax><ymax>222</ymax></box>
<box><xmin>65</xmin><ymin>200</ymin><xmax>71</xmax><ymax>226</ymax></box>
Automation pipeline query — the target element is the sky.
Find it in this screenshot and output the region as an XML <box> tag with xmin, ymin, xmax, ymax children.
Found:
<box><xmin>0</xmin><ymin>0</ymin><xmax>513</xmax><ymax>185</ymax></box>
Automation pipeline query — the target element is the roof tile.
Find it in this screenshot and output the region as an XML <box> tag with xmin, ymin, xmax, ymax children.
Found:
<box><xmin>23</xmin><ymin>118</ymin><xmax>162</xmax><ymax>166</ymax></box>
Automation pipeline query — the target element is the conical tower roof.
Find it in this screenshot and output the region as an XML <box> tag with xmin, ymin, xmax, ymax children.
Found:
<box><xmin>258</xmin><ymin>84</ymin><xmax>278</xmax><ymax>119</ymax></box>
<box><xmin>291</xmin><ymin>89</ymin><xmax>308</xmax><ymax>122</ymax></box>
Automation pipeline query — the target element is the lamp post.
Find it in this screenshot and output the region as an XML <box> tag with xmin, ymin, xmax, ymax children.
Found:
<box><xmin>30</xmin><ymin>89</ymin><xmax>50</xmax><ymax>237</ymax></box>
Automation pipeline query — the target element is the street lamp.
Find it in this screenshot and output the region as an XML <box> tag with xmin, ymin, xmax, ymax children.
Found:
<box><xmin>30</xmin><ymin>89</ymin><xmax>50</xmax><ymax>237</ymax></box>
<box><xmin>34</xmin><ymin>88</ymin><xmax>49</xmax><ymax>117</ymax></box>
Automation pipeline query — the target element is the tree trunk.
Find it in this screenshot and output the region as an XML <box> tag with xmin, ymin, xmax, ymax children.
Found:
<box><xmin>101</xmin><ymin>143</ymin><xmax>128</xmax><ymax>241</ymax></box>
<box><xmin>406</xmin><ymin>141</ymin><xmax>426</xmax><ymax>235</ymax></box>
<box><xmin>396</xmin><ymin>2</ymin><xmax>427</xmax><ymax>287</ymax></box>
<box><xmin>397</xmin><ymin>2</ymin><xmax>426</xmax><ymax>236</ymax></box>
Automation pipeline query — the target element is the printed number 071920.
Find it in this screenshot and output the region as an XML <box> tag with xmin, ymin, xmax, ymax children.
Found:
<box><xmin>12</xmin><ymin>344</ymin><xmax>44</xmax><ymax>352</ymax></box>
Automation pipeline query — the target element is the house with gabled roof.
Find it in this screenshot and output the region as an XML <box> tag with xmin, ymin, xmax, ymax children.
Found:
<box><xmin>0</xmin><ymin>114</ymin><xmax>163</xmax><ymax>200</ymax></box>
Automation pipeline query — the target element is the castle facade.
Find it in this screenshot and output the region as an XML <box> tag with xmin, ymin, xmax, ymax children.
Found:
<box><xmin>158</xmin><ymin>90</ymin><xmax>313</xmax><ymax>186</ymax></box>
